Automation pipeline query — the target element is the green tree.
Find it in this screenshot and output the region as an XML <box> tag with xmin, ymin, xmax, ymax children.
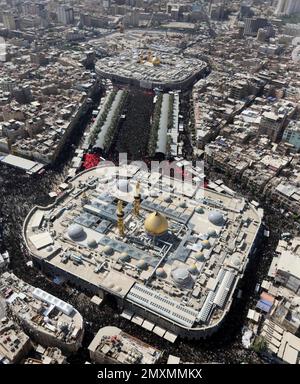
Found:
<box><xmin>252</xmin><ymin>336</ymin><xmax>267</xmax><ymax>354</ymax></box>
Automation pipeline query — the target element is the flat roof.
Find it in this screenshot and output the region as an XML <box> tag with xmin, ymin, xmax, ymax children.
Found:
<box><xmin>0</xmin><ymin>154</ymin><xmax>43</xmax><ymax>173</ymax></box>
<box><xmin>277</xmin><ymin>251</ymin><xmax>300</xmax><ymax>280</ymax></box>
<box><xmin>161</xmin><ymin>22</ymin><xmax>196</xmax><ymax>30</ymax></box>
<box><xmin>88</xmin><ymin>326</ymin><xmax>162</xmax><ymax>363</ymax></box>
<box><xmin>167</xmin><ymin>355</ymin><xmax>181</xmax><ymax>364</ymax></box>
<box><xmin>278</xmin><ymin>331</ymin><xmax>300</xmax><ymax>364</ymax></box>
<box><xmin>29</xmin><ymin>232</ymin><xmax>53</xmax><ymax>250</ymax></box>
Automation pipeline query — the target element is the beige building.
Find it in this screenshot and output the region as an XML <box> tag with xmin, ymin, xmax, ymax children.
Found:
<box><xmin>0</xmin><ymin>320</ymin><xmax>32</xmax><ymax>364</ymax></box>
<box><xmin>89</xmin><ymin>326</ymin><xmax>162</xmax><ymax>364</ymax></box>
<box><xmin>0</xmin><ymin>273</ymin><xmax>84</xmax><ymax>354</ymax></box>
<box><xmin>277</xmin><ymin>331</ymin><xmax>300</xmax><ymax>364</ymax></box>
<box><xmin>274</xmin><ymin>243</ymin><xmax>300</xmax><ymax>294</ymax></box>
<box><xmin>24</xmin><ymin>346</ymin><xmax>67</xmax><ymax>364</ymax></box>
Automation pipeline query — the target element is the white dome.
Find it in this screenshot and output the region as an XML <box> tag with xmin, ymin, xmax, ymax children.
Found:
<box><xmin>207</xmin><ymin>228</ymin><xmax>217</xmax><ymax>237</ymax></box>
<box><xmin>117</xmin><ymin>179</ymin><xmax>132</xmax><ymax>193</ymax></box>
<box><xmin>232</xmin><ymin>253</ymin><xmax>242</xmax><ymax>267</ymax></box>
<box><xmin>119</xmin><ymin>252</ymin><xmax>130</xmax><ymax>262</ymax></box>
<box><xmin>114</xmin><ymin>286</ymin><xmax>122</xmax><ymax>292</ymax></box>
<box><xmin>68</xmin><ymin>224</ymin><xmax>84</xmax><ymax>240</ymax></box>
<box><xmin>208</xmin><ymin>211</ymin><xmax>224</xmax><ymax>226</ymax></box>
<box><xmin>136</xmin><ymin>259</ymin><xmax>147</xmax><ymax>270</ymax></box>
<box><xmin>171</xmin><ymin>268</ymin><xmax>192</xmax><ymax>287</ymax></box>
<box><xmin>195</xmin><ymin>206</ymin><xmax>204</xmax><ymax>214</ymax></box>
<box><xmin>164</xmin><ymin>196</ymin><xmax>172</xmax><ymax>203</ymax></box>
<box><xmin>233</xmin><ymin>257</ymin><xmax>241</xmax><ymax>267</ymax></box>
<box><xmin>87</xmin><ymin>238</ymin><xmax>97</xmax><ymax>248</ymax></box>
<box><xmin>103</xmin><ymin>245</ymin><xmax>114</xmax><ymax>255</ymax></box>
<box><xmin>156</xmin><ymin>267</ymin><xmax>166</xmax><ymax>278</ymax></box>
<box><xmin>194</xmin><ymin>251</ymin><xmax>205</xmax><ymax>261</ymax></box>
<box><xmin>201</xmin><ymin>239</ymin><xmax>211</xmax><ymax>249</ymax></box>
<box><xmin>188</xmin><ymin>264</ymin><xmax>198</xmax><ymax>274</ymax></box>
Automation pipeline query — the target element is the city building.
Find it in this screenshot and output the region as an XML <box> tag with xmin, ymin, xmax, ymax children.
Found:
<box><xmin>283</xmin><ymin>23</ymin><xmax>300</xmax><ymax>36</ymax></box>
<box><xmin>1</xmin><ymin>0</ymin><xmax>300</xmax><ymax>367</ymax></box>
<box><xmin>0</xmin><ymin>273</ymin><xmax>84</xmax><ymax>354</ymax></box>
<box><xmin>258</xmin><ymin>99</ymin><xmax>297</xmax><ymax>142</ymax></box>
<box><xmin>0</xmin><ymin>319</ymin><xmax>32</xmax><ymax>364</ymax></box>
<box><xmin>95</xmin><ymin>52</ymin><xmax>208</xmax><ymax>91</ymax></box>
<box><xmin>190</xmin><ymin>72</ymin><xmax>262</xmax><ymax>150</ymax></box>
<box><xmin>277</xmin><ymin>331</ymin><xmax>300</xmax><ymax>364</ymax></box>
<box><xmin>24</xmin><ymin>346</ymin><xmax>67</xmax><ymax>364</ymax></box>
<box><xmin>238</xmin><ymin>4</ymin><xmax>254</xmax><ymax>20</ymax></box>
<box><xmin>259</xmin><ymin>111</ymin><xmax>287</xmax><ymax>142</ymax></box>
<box><xmin>273</xmin><ymin>238</ymin><xmax>300</xmax><ymax>293</ymax></box>
<box><xmin>88</xmin><ymin>326</ymin><xmax>162</xmax><ymax>364</ymax></box>
<box><xmin>57</xmin><ymin>5</ymin><xmax>74</xmax><ymax>25</ymax></box>
<box><xmin>246</xmin><ymin>235</ymin><xmax>300</xmax><ymax>363</ymax></box>
<box><xmin>210</xmin><ymin>4</ymin><xmax>226</xmax><ymax>21</ymax></box>
<box><xmin>265</xmin><ymin>174</ymin><xmax>300</xmax><ymax>215</ymax></box>
<box><xmin>0</xmin><ymin>41</ymin><xmax>98</xmax><ymax>165</ymax></box>
<box><xmin>282</xmin><ymin>120</ymin><xmax>300</xmax><ymax>151</ymax></box>
<box><xmin>0</xmin><ymin>251</ymin><xmax>10</xmax><ymax>272</ymax></box>
<box><xmin>244</xmin><ymin>17</ymin><xmax>268</xmax><ymax>37</ymax></box>
<box><xmin>2</xmin><ymin>11</ymin><xmax>17</xmax><ymax>30</ymax></box>
<box><xmin>96</xmin><ymin>32</ymin><xmax>208</xmax><ymax>91</ymax></box>
<box><xmin>275</xmin><ymin>0</ymin><xmax>300</xmax><ymax>16</ymax></box>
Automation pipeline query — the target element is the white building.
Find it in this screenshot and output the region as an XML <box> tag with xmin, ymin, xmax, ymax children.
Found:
<box><xmin>277</xmin><ymin>331</ymin><xmax>300</xmax><ymax>364</ymax></box>
<box><xmin>57</xmin><ymin>5</ymin><xmax>74</xmax><ymax>25</ymax></box>
<box><xmin>275</xmin><ymin>0</ymin><xmax>300</xmax><ymax>16</ymax></box>
<box><xmin>2</xmin><ymin>11</ymin><xmax>16</xmax><ymax>30</ymax></box>
<box><xmin>275</xmin><ymin>251</ymin><xmax>300</xmax><ymax>293</ymax></box>
<box><xmin>282</xmin><ymin>121</ymin><xmax>300</xmax><ymax>150</ymax></box>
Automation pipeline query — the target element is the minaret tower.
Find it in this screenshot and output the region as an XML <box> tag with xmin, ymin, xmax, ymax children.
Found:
<box><xmin>117</xmin><ymin>200</ymin><xmax>125</xmax><ymax>237</ymax></box>
<box><xmin>134</xmin><ymin>181</ymin><xmax>141</xmax><ymax>216</ymax></box>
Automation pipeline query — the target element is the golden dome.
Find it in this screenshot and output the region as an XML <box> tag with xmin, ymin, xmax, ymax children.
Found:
<box><xmin>152</xmin><ymin>56</ymin><xmax>160</xmax><ymax>65</ymax></box>
<box><xmin>144</xmin><ymin>211</ymin><xmax>168</xmax><ymax>236</ymax></box>
<box><xmin>201</xmin><ymin>239</ymin><xmax>211</xmax><ymax>249</ymax></box>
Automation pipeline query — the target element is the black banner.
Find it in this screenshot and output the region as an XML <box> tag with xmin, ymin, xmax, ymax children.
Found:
<box><xmin>0</xmin><ymin>363</ymin><xmax>296</xmax><ymax>383</ymax></box>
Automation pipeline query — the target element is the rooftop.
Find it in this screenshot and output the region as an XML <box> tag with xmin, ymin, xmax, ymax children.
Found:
<box><xmin>23</xmin><ymin>164</ymin><xmax>262</xmax><ymax>335</ymax></box>
<box><xmin>0</xmin><ymin>319</ymin><xmax>31</xmax><ymax>364</ymax></box>
<box><xmin>0</xmin><ymin>272</ymin><xmax>84</xmax><ymax>350</ymax></box>
<box><xmin>88</xmin><ymin>326</ymin><xmax>162</xmax><ymax>364</ymax></box>
<box><xmin>95</xmin><ymin>52</ymin><xmax>207</xmax><ymax>88</ymax></box>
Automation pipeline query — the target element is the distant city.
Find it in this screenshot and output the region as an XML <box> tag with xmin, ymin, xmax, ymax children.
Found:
<box><xmin>0</xmin><ymin>0</ymin><xmax>300</xmax><ymax>368</ymax></box>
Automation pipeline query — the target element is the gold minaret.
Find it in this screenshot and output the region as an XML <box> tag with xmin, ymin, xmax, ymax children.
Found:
<box><xmin>134</xmin><ymin>181</ymin><xmax>141</xmax><ymax>216</ymax></box>
<box><xmin>147</xmin><ymin>50</ymin><xmax>153</xmax><ymax>62</ymax></box>
<box><xmin>117</xmin><ymin>200</ymin><xmax>125</xmax><ymax>237</ymax></box>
